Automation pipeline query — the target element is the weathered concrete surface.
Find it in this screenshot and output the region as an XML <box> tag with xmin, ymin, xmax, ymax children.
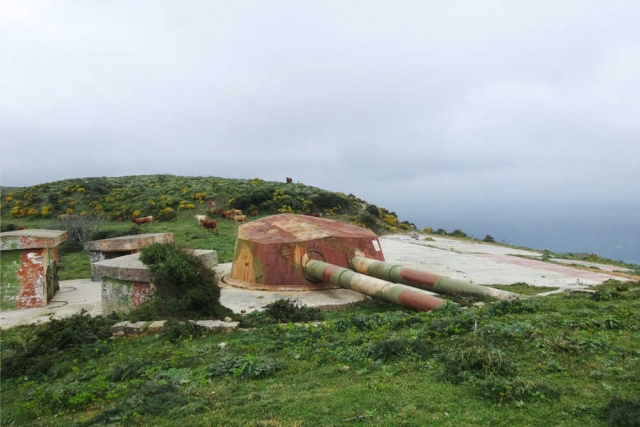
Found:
<box><xmin>1</xmin><ymin>229</ymin><xmax>67</xmax><ymax>309</ymax></box>
<box><xmin>1</xmin><ymin>229</ymin><xmax>67</xmax><ymax>250</ymax></box>
<box><xmin>2</xmin><ymin>234</ymin><xmax>635</xmax><ymax>329</ymax></box>
<box><xmin>0</xmin><ymin>279</ymin><xmax>101</xmax><ymax>329</ymax></box>
<box><xmin>85</xmin><ymin>233</ymin><xmax>174</xmax><ymax>282</ymax></box>
<box><xmin>379</xmin><ymin>235</ymin><xmax>632</xmax><ymax>292</ymax></box>
<box><xmin>94</xmin><ymin>250</ymin><xmax>218</xmax><ymax>315</ymax></box>
<box><xmin>93</xmin><ymin>253</ymin><xmax>151</xmax><ymax>282</ymax></box>
<box><xmin>84</xmin><ymin>233</ymin><xmax>174</xmax><ymax>252</ymax></box>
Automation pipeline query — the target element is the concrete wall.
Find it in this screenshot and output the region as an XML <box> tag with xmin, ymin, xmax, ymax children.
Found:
<box><xmin>101</xmin><ymin>278</ymin><xmax>154</xmax><ymax>315</ymax></box>
<box><xmin>0</xmin><ymin>247</ymin><xmax>58</xmax><ymax>309</ymax></box>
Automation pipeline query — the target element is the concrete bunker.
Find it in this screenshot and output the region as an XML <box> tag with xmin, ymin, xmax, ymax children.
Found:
<box><xmin>1</xmin><ymin>229</ymin><xmax>67</xmax><ymax>310</ymax></box>
<box><xmin>84</xmin><ymin>233</ymin><xmax>174</xmax><ymax>282</ymax></box>
<box><xmin>93</xmin><ymin>248</ymin><xmax>218</xmax><ymax>314</ymax></box>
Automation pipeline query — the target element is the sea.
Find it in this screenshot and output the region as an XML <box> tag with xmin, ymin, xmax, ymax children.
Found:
<box><xmin>407</xmin><ymin>207</ymin><xmax>640</xmax><ymax>265</ymax></box>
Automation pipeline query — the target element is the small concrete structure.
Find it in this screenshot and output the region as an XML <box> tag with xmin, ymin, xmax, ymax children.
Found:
<box><xmin>84</xmin><ymin>233</ymin><xmax>174</xmax><ymax>281</ymax></box>
<box><xmin>93</xmin><ymin>249</ymin><xmax>218</xmax><ymax>314</ymax></box>
<box><xmin>1</xmin><ymin>229</ymin><xmax>67</xmax><ymax>309</ymax></box>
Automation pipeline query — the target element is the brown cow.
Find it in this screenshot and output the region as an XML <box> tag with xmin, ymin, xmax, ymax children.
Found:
<box><xmin>221</xmin><ymin>210</ymin><xmax>235</xmax><ymax>219</ymax></box>
<box><xmin>201</xmin><ymin>219</ymin><xmax>218</xmax><ymax>232</ymax></box>
<box><xmin>231</xmin><ymin>209</ymin><xmax>242</xmax><ymax>216</ymax></box>
<box><xmin>132</xmin><ymin>216</ymin><xmax>153</xmax><ymax>225</ymax></box>
<box><xmin>304</xmin><ymin>212</ymin><xmax>322</xmax><ymax>217</ymax></box>
<box><xmin>286</xmin><ymin>177</ymin><xmax>293</xmax><ymax>184</ymax></box>
<box><xmin>233</xmin><ymin>214</ymin><xmax>247</xmax><ymax>224</ymax></box>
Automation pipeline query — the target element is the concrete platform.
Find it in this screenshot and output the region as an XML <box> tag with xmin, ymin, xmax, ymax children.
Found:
<box><xmin>1</xmin><ymin>234</ymin><xmax>635</xmax><ymax>329</ymax></box>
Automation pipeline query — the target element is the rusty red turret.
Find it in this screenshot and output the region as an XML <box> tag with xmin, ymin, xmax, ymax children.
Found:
<box><xmin>226</xmin><ymin>213</ymin><xmax>385</xmax><ymax>290</ymax></box>
<box><xmin>225</xmin><ymin>213</ymin><xmax>522</xmax><ymax>312</ymax></box>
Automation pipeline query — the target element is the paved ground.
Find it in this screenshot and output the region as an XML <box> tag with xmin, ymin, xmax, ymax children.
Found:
<box><xmin>2</xmin><ymin>234</ymin><xmax>634</xmax><ymax>330</ymax></box>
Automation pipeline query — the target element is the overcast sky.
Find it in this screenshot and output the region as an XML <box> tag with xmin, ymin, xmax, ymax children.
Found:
<box><xmin>2</xmin><ymin>1</ymin><xmax>639</xmax><ymax>238</ymax></box>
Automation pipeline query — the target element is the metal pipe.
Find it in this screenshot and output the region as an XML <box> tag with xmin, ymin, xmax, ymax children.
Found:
<box><xmin>350</xmin><ymin>254</ymin><xmax>522</xmax><ymax>300</ymax></box>
<box><xmin>303</xmin><ymin>258</ymin><xmax>446</xmax><ymax>312</ymax></box>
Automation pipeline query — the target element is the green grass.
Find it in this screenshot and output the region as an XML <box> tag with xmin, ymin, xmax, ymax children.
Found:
<box><xmin>2</xmin><ymin>280</ymin><xmax>639</xmax><ymax>426</ymax></box>
<box><xmin>492</xmin><ymin>282</ymin><xmax>560</xmax><ymax>295</ymax></box>
<box><xmin>3</xmin><ymin>175</ymin><xmax>640</xmax><ymax>425</ymax></box>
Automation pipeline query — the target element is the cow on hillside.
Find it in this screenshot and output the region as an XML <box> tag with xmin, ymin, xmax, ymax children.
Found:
<box><xmin>132</xmin><ymin>216</ymin><xmax>153</xmax><ymax>225</ymax></box>
<box><xmin>201</xmin><ymin>219</ymin><xmax>218</xmax><ymax>232</ymax></box>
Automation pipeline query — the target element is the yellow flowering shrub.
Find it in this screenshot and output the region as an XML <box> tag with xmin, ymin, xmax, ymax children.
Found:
<box><xmin>323</xmin><ymin>206</ymin><xmax>341</xmax><ymax>216</ymax></box>
<box><xmin>277</xmin><ymin>205</ymin><xmax>294</xmax><ymax>214</ymax></box>
<box><xmin>383</xmin><ymin>214</ymin><xmax>398</xmax><ymax>227</ymax></box>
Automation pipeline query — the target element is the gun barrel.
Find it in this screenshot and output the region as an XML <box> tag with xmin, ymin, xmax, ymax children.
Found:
<box><xmin>303</xmin><ymin>258</ymin><xmax>446</xmax><ymax>312</ymax></box>
<box><xmin>350</xmin><ymin>255</ymin><xmax>522</xmax><ymax>300</ymax></box>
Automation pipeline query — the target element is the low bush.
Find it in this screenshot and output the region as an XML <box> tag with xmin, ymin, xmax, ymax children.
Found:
<box><xmin>600</xmin><ymin>395</ymin><xmax>640</xmax><ymax>427</ymax></box>
<box><xmin>368</xmin><ymin>339</ymin><xmax>433</xmax><ymax>362</ymax></box>
<box><xmin>209</xmin><ymin>354</ymin><xmax>286</xmax><ymax>380</ymax></box>
<box><xmin>438</xmin><ymin>344</ymin><xmax>516</xmax><ymax>384</ymax></box>
<box><xmin>1</xmin><ymin>311</ymin><xmax>112</xmax><ymax>380</ymax></box>
<box><xmin>132</xmin><ymin>243</ymin><xmax>232</xmax><ymax>320</ymax></box>
<box><xmin>240</xmin><ymin>299</ymin><xmax>324</xmax><ymax>327</ymax></box>
<box><xmin>158</xmin><ymin>321</ymin><xmax>208</xmax><ymax>343</ymax></box>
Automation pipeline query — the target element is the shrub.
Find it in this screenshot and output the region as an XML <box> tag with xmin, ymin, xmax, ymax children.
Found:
<box><xmin>357</xmin><ymin>211</ymin><xmax>377</xmax><ymax>229</ymax></box>
<box><xmin>449</xmin><ymin>229</ymin><xmax>468</xmax><ymax>238</ymax></box>
<box><xmin>135</xmin><ymin>243</ymin><xmax>231</xmax><ymax>320</ymax></box>
<box><xmin>58</xmin><ymin>240</ymin><xmax>85</xmax><ymax>255</ymax></box>
<box><xmin>159</xmin><ymin>321</ymin><xmax>208</xmax><ymax>343</ymax></box>
<box><xmin>488</xmin><ymin>298</ymin><xmax>538</xmax><ymax>317</ymax></box>
<box><xmin>209</xmin><ymin>354</ymin><xmax>286</xmax><ymax>380</ymax></box>
<box><xmin>368</xmin><ymin>339</ymin><xmax>433</xmax><ymax>362</ymax></box>
<box><xmin>438</xmin><ymin>344</ymin><xmax>516</xmax><ymax>384</ymax></box>
<box><xmin>600</xmin><ymin>395</ymin><xmax>640</xmax><ymax>427</ymax></box>
<box><xmin>483</xmin><ymin>234</ymin><xmax>495</xmax><ymax>242</ymax></box>
<box><xmin>1</xmin><ymin>311</ymin><xmax>113</xmax><ymax>379</ymax></box>
<box><xmin>1</xmin><ymin>223</ymin><xmax>19</xmax><ymax>232</ymax></box>
<box><xmin>365</xmin><ymin>204</ymin><xmax>380</xmax><ymax>217</ymax></box>
<box><xmin>156</xmin><ymin>206</ymin><xmax>177</xmax><ymax>222</ymax></box>
<box><xmin>239</xmin><ymin>299</ymin><xmax>324</xmax><ymax>327</ymax></box>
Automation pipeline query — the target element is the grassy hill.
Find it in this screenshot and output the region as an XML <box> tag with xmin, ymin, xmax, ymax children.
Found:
<box><xmin>1</xmin><ymin>175</ymin><xmax>415</xmax><ymax>279</ymax></box>
<box><xmin>2</xmin><ymin>175</ymin><xmax>639</xmax><ymax>426</ymax></box>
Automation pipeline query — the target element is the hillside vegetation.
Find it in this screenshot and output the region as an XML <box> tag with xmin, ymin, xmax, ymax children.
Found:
<box><xmin>1</xmin><ymin>175</ymin><xmax>640</xmax><ymax>426</ymax></box>
<box><xmin>0</xmin><ymin>175</ymin><xmax>411</xmax><ymax>230</ymax></box>
<box><xmin>1</xmin><ymin>175</ymin><xmax>415</xmax><ymax>278</ymax></box>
